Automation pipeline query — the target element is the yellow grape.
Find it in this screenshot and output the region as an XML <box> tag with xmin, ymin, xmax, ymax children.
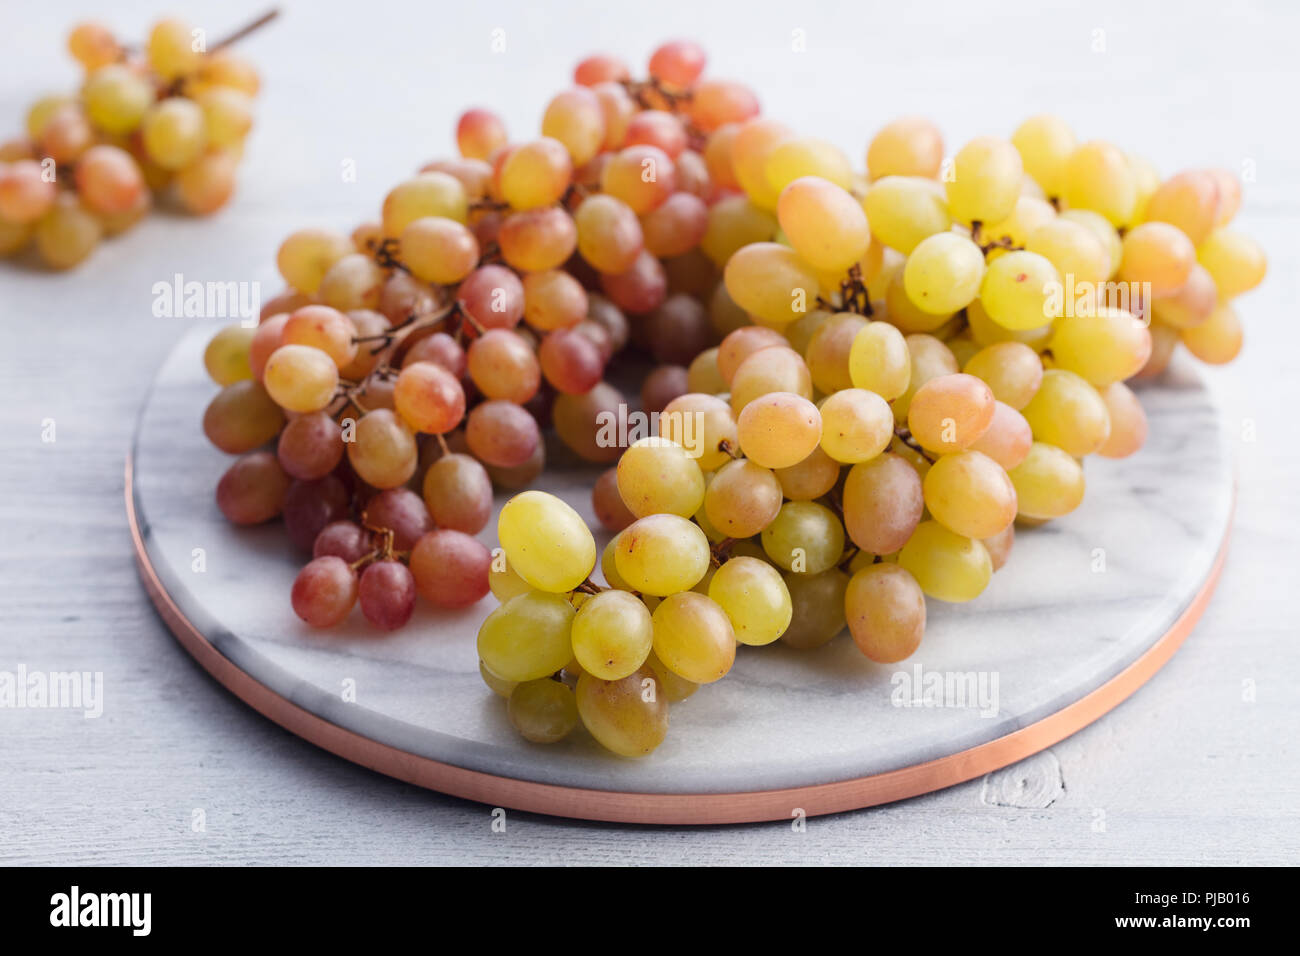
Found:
<box><xmin>1196</xmin><ymin>228</ymin><xmax>1266</xmax><ymax>298</ymax></box>
<box><xmin>760</xmin><ymin>501</ymin><xmax>845</xmax><ymax>574</ymax></box>
<box><xmin>381</xmin><ymin>172</ymin><xmax>468</xmax><ymax>237</ymax></box>
<box><xmin>766</xmin><ymin>138</ymin><xmax>854</xmax><ymax>193</ymax></box>
<box><xmin>708</xmin><ymin>556</ymin><xmax>792</xmax><ymax>646</ymax></box>
<box><xmin>946</xmin><ymin>136</ymin><xmax>1023</xmax><ymax>226</ymax></box>
<box><xmin>967</xmin><ymin>297</ymin><xmax>1050</xmax><ymax>351</ymax></box>
<box><xmin>1118</xmin><ymin>221</ymin><xmax>1195</xmax><ymax>296</ymax></box>
<box><xmin>141</xmin><ymin>98</ymin><xmax>207</xmax><ymax>170</ymax></box>
<box><xmin>1128</xmin><ymin>154</ymin><xmax>1161</xmax><ymax>221</ymax></box>
<box><xmin>729</xmin><ymin>346</ymin><xmax>812</xmax><ymax>413</ymax></box>
<box><xmin>615</xmin><ymin>514</ymin><xmax>710</xmax><ymax>595</ymax></box>
<box><xmin>866</xmin><ymin>117</ymin><xmax>944</xmax><ymax>181</ymax></box>
<box><xmin>262</xmin><ymin>345</ymin><xmax>338</xmax><ymax>412</ymax></box>
<box><xmin>575</xmin><ymin>665</ymin><xmax>669</xmax><ymax>757</ymax></box>
<box><xmin>846</xmin><ymin>563</ymin><xmax>926</xmax><ymax>661</ymax></box>
<box><xmin>1059</xmin><ymin>209</ymin><xmax>1122</xmax><ymax>278</ymax></box>
<box><xmin>1008</xmin><ymin>442</ymin><xmax>1086</xmax><ymax>519</ymax></box>
<box><xmin>33</xmin><ymin>193</ymin><xmax>101</xmax><ymax>269</ymax></box>
<box><xmin>147</xmin><ymin>18</ymin><xmax>200</xmax><ymax>79</ymax></box>
<box><xmin>401</xmin><ymin>216</ymin><xmax>479</xmax><ymax>285</ymax></box>
<box><xmin>508</xmin><ymin>679</ymin><xmax>579</xmax><ymax>744</ymax></box>
<box><xmin>348</xmin><ymin>409</ymin><xmax>418</xmax><ymax>488</ymax></box>
<box><xmin>1097</xmin><ymin>382</ymin><xmax>1148</xmax><ymax>459</ymax></box>
<box><xmin>700</xmin><ymin>195</ymin><xmax>777</xmax><ymax>266</ymax></box>
<box><xmin>731</xmin><ymin>118</ymin><xmax>794</xmax><ymax>210</ymax></box>
<box><xmin>175</xmin><ymin>151</ymin><xmax>237</xmax><ymax>215</ymax></box>
<box><xmin>644</xmin><ymin>649</ymin><xmax>698</xmax><ymax>702</ymax></box>
<box><xmin>541</xmin><ymin>87</ymin><xmax>606</xmax><ymax>166</ymax></box>
<box><xmin>498</xmin><ymin>490</ymin><xmax>597</xmax><ymax>594</ymax></box>
<box><xmin>571</xmin><ymin>589</ymin><xmax>653</xmax><ymax>680</ymax></box>
<box><xmin>736</xmin><ymin>392</ymin><xmax>822</xmax><ymax>469</ymax></box>
<box><xmin>922</xmin><ymin>449</ymin><xmax>1017</xmax><ymax>539</ymax></box>
<box><xmin>1143</xmin><ymin>169</ymin><xmax>1219</xmax><ymax>245</ymax></box>
<box><xmin>848</xmin><ymin>321</ymin><xmax>911</xmax><ymax>400</ymax></box>
<box><xmin>820</xmin><ymin>388</ymin><xmax>893</xmax><ymax>463</ymax></box>
<box><xmin>906</xmin><ymin>372</ymin><xmax>996</xmax><ymax>452</ymax></box>
<box><xmin>499</xmin><ymin>137</ymin><xmax>573</xmax><ymax>210</ymax></box>
<box><xmin>774</xmin><ymin>445</ymin><xmax>840</xmax><ymax>500</ymax></box>
<box><xmin>805</xmin><ymin>311</ymin><xmax>866</xmax><ymax>393</ymax></box>
<box><xmin>283</xmin><ymin>304</ymin><xmax>358</xmax><ymax>368</ymax></box>
<box><xmin>981</xmin><ymin>196</ymin><xmax>1057</xmax><ymax>257</ymax></box>
<box><xmin>704</xmin><ymin>458</ymin><xmax>783</xmax><ymax>538</ymax></box>
<box><xmin>651</xmin><ymin>592</ymin><xmax>736</xmax><ymax>684</ymax></box>
<box><xmin>478</xmin><ymin>590</ymin><xmax>575</xmax><ymax>682</ymax></box>
<box><xmin>1181</xmin><ymin>303</ymin><xmax>1243</xmax><ymax>364</ymax></box>
<box><xmin>82</xmin><ymin>65</ymin><xmax>155</xmax><ymax>134</ymax></box>
<box><xmin>203</xmin><ymin>323</ymin><xmax>256</xmax><ymax>385</ymax></box>
<box><xmin>481</xmin><ymin>660</ymin><xmax>518</xmax><ymax>697</ymax></box>
<box><xmin>276</xmin><ymin>228</ymin><xmax>354</xmax><ymax>294</ymax></box>
<box><xmin>903</xmin><ymin>232</ymin><xmax>985</xmax><ymax>314</ymax></box>
<box><xmin>862</xmin><ymin>175</ymin><xmax>951</xmax><ymax>254</ymax></box>
<box><xmin>1063</xmin><ymin>140</ymin><xmax>1139</xmax><ymax>226</ymax></box>
<box><xmin>723</xmin><ymin>242</ymin><xmax>821</xmax><ymax>327</ymax></box>
<box><xmin>1011</xmin><ymin>114</ymin><xmax>1076</xmax><ymax>197</ymax></box>
<box><xmin>897</xmin><ymin>520</ymin><xmax>991</xmax><ymax>603</ymax></box>
<box><xmin>617</xmin><ymin>437</ymin><xmax>707</xmax><ymax>518</ymax></box>
<box><xmin>885</xmin><ymin>268</ymin><xmax>952</xmax><ymax>334</ymax></box>
<box><xmin>489</xmin><ymin>559</ymin><xmax>533</xmax><ymax>603</ymax></box>
<box><xmin>1021</xmin><ymin>368</ymin><xmax>1111</xmax><ymax>456</ymax></box>
<box><xmin>659</xmin><ymin>392</ymin><xmax>738</xmax><ymax>472</ymax></box>
<box><xmin>686</xmin><ymin>348</ymin><xmax>727</xmax><ymax>395</ymax></box>
<box><xmin>962</xmin><ymin>341</ymin><xmax>1043</xmax><ymax>410</ymax></box>
<box><xmin>1025</xmin><ymin>218</ymin><xmax>1111</xmax><ymax>286</ymax></box>
<box><xmin>196</xmin><ymin>87</ymin><xmax>253</xmax><ymax>149</ymax></box>
<box><xmin>1050</xmin><ymin>307</ymin><xmax>1152</xmax><ymax>386</ymax></box>
<box><xmin>978</xmin><ymin>249</ymin><xmax>1060</xmax><ymax>331</ymax></box>
<box><xmin>776</xmin><ymin>176</ymin><xmax>869</xmax><ymax>272</ymax></box>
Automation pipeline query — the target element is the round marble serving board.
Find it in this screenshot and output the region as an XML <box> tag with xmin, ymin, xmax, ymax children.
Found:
<box><xmin>129</xmin><ymin>324</ymin><xmax>1233</xmax><ymax>824</ymax></box>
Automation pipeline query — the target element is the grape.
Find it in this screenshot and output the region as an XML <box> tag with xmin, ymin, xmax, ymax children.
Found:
<box><xmin>203</xmin><ymin>324</ymin><xmax>256</xmax><ymax>386</ymax></box>
<box><xmin>575</xmin><ymin>320</ymin><xmax>616</xmax><ymax>362</ymax></box>
<box><xmin>216</xmin><ymin>452</ymin><xmax>290</xmax><ymax>525</ymax></box>
<box><xmin>732</xmin><ymin>118</ymin><xmax>793</xmax><ymax>210</ymax></box>
<box><xmin>508</xmin><ymin>679</ymin><xmax>579</xmax><ymax>744</ymax></box>
<box><xmin>456</xmin><ymin>108</ymin><xmax>507</xmax><ymax>160</ymax></box>
<box><xmin>361</xmin><ymin>488</ymin><xmax>431</xmax><ymax>550</ymax></box>
<box><xmin>408</xmin><ymin>529</ymin><xmax>491</xmax><ymax>609</ymax></box>
<box><xmin>193</xmin><ymin>49</ymin><xmax>261</xmax><ymax>96</ymax></box>
<box><xmin>1118</xmin><ymin>222</ymin><xmax>1195</xmax><ymax>296</ymax></box>
<box><xmin>904</xmin><ymin>232</ymin><xmax>986</xmax><ymax>314</ymax></box>
<box><xmin>203</xmin><ymin>379</ymin><xmax>285</xmax><ymax>453</ymax></box>
<box><xmin>1181</xmin><ymin>303</ymin><xmax>1243</xmax><ymax>364</ymax></box>
<box><xmin>480</xmin><ymin>660</ymin><xmax>519</xmax><ymax>698</ymax></box>
<box><xmin>648</xmin><ymin>39</ymin><xmax>706</xmax><ymax>87</ymax></box>
<box><xmin>146</xmin><ymin>17</ymin><xmax>200</xmax><ymax>78</ymax></box>
<box><xmin>776</xmin><ymin>176</ymin><xmax>870</xmax><ymax>272</ymax></box>
<box><xmin>1011</xmin><ymin>114</ymin><xmax>1076</xmax><ymax>197</ymax></box>
<box><xmin>884</xmin><ymin>268</ymin><xmax>951</xmax><ymax>334</ymax></box>
<box><xmin>34</xmin><ymin>193</ymin><xmax>101</xmax><ymax>269</ymax></box>
<box><xmin>574</xmin><ymin>193</ymin><xmax>644</xmax><ymax>274</ymax></box>
<box><xmin>553</xmin><ymin>382</ymin><xmax>624</xmax><ymax>463</ymax></box>
<box><xmin>599</xmin><ymin>144</ymin><xmax>676</xmax><ymax>215</ymax></box>
<box><xmin>846</xmin><ymin>564</ymin><xmax>926</xmax><ymax>661</ymax></box>
<box><xmin>730</xmin><ymin>346</ymin><xmax>813</xmax><ymax>413</ymax></box>
<box><xmin>659</xmin><ymin>392</ymin><xmax>738</xmax><ymax>472</ymax></box>
<box><xmin>541</xmin><ymin>87</ymin><xmax>605</xmax><ymax>166</ymax></box>
<box><xmin>600</xmin><ymin>250</ymin><xmax>668</xmax><ymax>315</ymax></box>
<box><xmin>615</xmin><ymin>514</ymin><xmax>710</xmax><ymax>595</ymax></box>
<box><xmin>642</xmin><ymin>192</ymin><xmax>709</xmax><ymax>258</ymax></box>
<box><xmin>736</xmin><ymin>392</ymin><xmax>822</xmax><ymax>469</ymax></box>
<box><xmin>1050</xmin><ymin>307</ymin><xmax>1151</xmax><ymax>386</ymax></box>
<box><xmin>981</xmin><ymin>196</ymin><xmax>1057</xmax><ymax>253</ymax></box>
<box><xmin>591</xmin><ymin>82</ymin><xmax>635</xmax><ymax>150</ymax></box>
<box><xmin>248</xmin><ymin>313</ymin><xmax>289</xmax><ymax>381</ymax></box>
<box><xmin>1007</xmin><ymin>442</ymin><xmax>1086</xmax><ymax>519</ymax></box>
<box><xmin>704</xmin><ymin>458</ymin><xmax>783</xmax><ymax>538</ymax></box>
<box><xmin>283</xmin><ymin>475</ymin><xmax>350</xmax><ymax>551</ymax></box>
<box><xmin>1207</xmin><ymin>168</ymin><xmax>1242</xmax><ymax>225</ymax></box>
<box><xmin>1134</xmin><ymin>321</ymin><xmax>1179</xmax><ymax>381</ymax></box>
<box><xmin>1151</xmin><ymin>263</ymin><xmax>1216</xmax><ymax>329</ymax></box>
<box><xmin>968</xmin><ymin>401</ymin><xmax>1032</xmax><ymax>471</ymax></box>
<box><xmin>82</xmin><ymin>64</ymin><xmax>155</xmax><ymax>134</ymax></box>
<box><xmin>142</xmin><ymin>98</ymin><xmax>207</xmax><ymax>170</ymax></box>
<box><xmin>700</xmin><ymin>194</ymin><xmax>778</xmax><ymax>266</ymax></box>
<box><xmin>1143</xmin><ymin>169</ymin><xmax>1219</xmax><ymax>245</ymax></box>
<box><xmin>962</xmin><ymin>341</ymin><xmax>1043</xmax><ymax>410</ymax></box>
<box><xmin>571</xmin><ymin>590</ymin><xmax>654</xmax><ymax>680</ymax></box>
<box><xmin>421</xmin><ymin>157</ymin><xmax>493</xmax><ymax>198</ymax></box>
<box><xmin>723</xmin><ymin>242</ymin><xmax>820</xmax><ymax>327</ymax></box>
<box><xmin>842</xmin><ymin>453</ymin><xmax>924</xmax><ymax>555</ymax></box>
<box><xmin>1025</xmin><ymin>218</ymin><xmax>1110</xmax><ymax>286</ymax></box>
<box><xmin>777</xmin><ymin>568</ymin><xmax>848</xmax><ymax>650</ymax></box>
<box><xmin>460</xmin><ymin>264</ymin><xmax>526</xmax><ymax>330</ymax></box>
<box><xmin>358</xmin><ymin>560</ymin><xmax>417</xmax><ymax>631</ymax></box>
<box><xmin>625</xmin><ymin>111</ymin><xmax>688</xmax><ymax>158</ymax></box>
<box><xmin>278</xmin><ymin>411</ymin><xmax>344</xmax><ymax>479</ymax></box>
<box><xmin>0</xmin><ymin>216</ymin><xmax>31</xmax><ymax>257</ymax></box>
<box><xmin>316</xmin><ymin>253</ymin><xmax>383</xmax><ymax>312</ymax></box>
<box><xmin>922</xmin><ymin>449</ymin><xmax>1017</xmax><ymax>539</ymax></box>
<box><xmin>314</xmin><ymin>520</ymin><xmax>372</xmax><ymax>564</ymax></box>
<box><xmin>263</xmin><ymin>345</ymin><xmax>339</xmax><ymax>413</ymax></box>
<box><xmin>1021</xmin><ymin>368</ymin><xmax>1111</xmax><ymax>457</ymax></box>
<box><xmin>848</xmin><ymin>321</ymin><xmax>911</xmax><ymax>401</ymax></box>
<box><xmin>979</xmin><ymin>250</ymin><xmax>1060</xmax><ymax>331</ymax></box>
<box><xmin>906</xmin><ymin>373</ymin><xmax>995</xmax><ymax>453</ymax></box>
<box><xmin>774</xmin><ymin>445</ymin><xmax>839</xmax><ymax>500</ymax></box>
<box><xmin>400</xmin><ymin>216</ymin><xmax>479</xmax><ymax>285</ymax></box>
<box><xmin>592</xmin><ymin>467</ymin><xmax>636</xmax><ymax>533</ymax></box>
<box><xmin>489</xmin><ymin>558</ymin><xmax>533</xmax><ymax>603</ymax></box>
<box><xmin>539</xmin><ymin>328</ymin><xmax>604</xmax><ymax>394</ymax></box>
<box><xmin>499</xmin><ymin>137</ymin><xmax>572</xmax><ymax>210</ymax></box>
<box><xmin>467</xmin><ymin>329</ymin><xmax>540</xmax><ymax>404</ymax></box>
<box><xmin>718</xmin><ymin>325</ymin><xmax>787</xmax><ymax>385</ymax></box>
<box><xmin>291</xmin><ymin>556</ymin><xmax>359</xmax><ymax>628</ymax></box>
<box><xmin>861</xmin><ymin>176</ymin><xmax>951</xmax><ymax>255</ymax></box>
<box><xmin>348</xmin><ymin>409</ymin><xmax>418</xmax><ymax>488</ymax></box>
<box><xmin>498</xmin><ymin>490</ymin><xmax>596</xmax><ymax>594</ymax></box>
<box><xmin>708</xmin><ymin>556</ymin><xmax>792</xmax><ymax>646</ymax></box>
<box><xmin>640</xmin><ymin>365</ymin><xmax>689</xmax><ymax>415</ymax></box>
<box><xmin>898</xmin><ymin>520</ymin><xmax>991</xmax><ymax>603</ymax></box>
<box><xmin>381</xmin><ymin>172</ymin><xmax>468</xmax><ymax>236</ymax></box>
<box><xmin>522</xmin><ymin>270</ymin><xmax>587</xmax><ymax>331</ymax></box>
<box><xmin>68</xmin><ymin>21</ymin><xmax>120</xmax><ymax>69</ymax></box>
<box><xmin>195</xmin><ymin>86</ymin><xmax>253</xmax><ymax>149</ymax></box>
<box><xmin>651</xmin><ymin>592</ymin><xmax>736</xmax><ymax>684</ymax></box>
<box><xmin>1095</xmin><ymin>381</ymin><xmax>1148</xmax><ymax>460</ymax></box>
<box><xmin>1196</xmin><ymin>228</ymin><xmax>1267</xmax><ymax>299</ymax></box>
<box><xmin>617</xmin><ymin>437</ymin><xmax>706</xmax><ymax>518</ymax></box>
<box><xmin>689</xmin><ymin>79</ymin><xmax>761</xmax><ymax>132</ymax></box>
<box><xmin>467</xmin><ymin>401</ymin><xmax>541</xmax><ymax>468</ymax></box>
<box><xmin>420</xmin><ymin>453</ymin><xmax>490</xmax><ymax>534</ymax></box>
<box><xmin>574</xmin><ymin>53</ymin><xmax>630</xmax><ymax>86</ymax></box>
<box><xmin>946</xmin><ymin>136</ymin><xmax>1023</xmax><ymax>226</ymax></box>
<box><xmin>820</xmin><ymin>388</ymin><xmax>893</xmax><ymax>464</ymax></box>
<box><xmin>805</xmin><ymin>312</ymin><xmax>867</xmax><ymax>394</ymax></box>
<box><xmin>761</xmin><ymin>500</ymin><xmax>844</xmax><ymax>575</ymax></box>
<box><xmin>867</xmin><ymin>117</ymin><xmax>944</xmax><ymax>180</ymax></box>
<box><xmin>576</xmin><ymin>665</ymin><xmax>669</xmax><ymax>757</ymax></box>
<box><xmin>767</xmin><ymin>138</ymin><xmax>854</xmax><ymax>193</ymax></box>
<box><xmin>643</xmin><ymin>649</ymin><xmax>699</xmax><ymax>702</ymax></box>
<box><xmin>283</xmin><ymin>305</ymin><xmax>358</xmax><ymax>369</ymax></box>
<box><xmin>682</xmin><ymin>349</ymin><xmax>724</xmax><ymax>397</ymax></box>
<box><xmin>499</xmin><ymin>206</ymin><xmax>577</xmax><ymax>272</ymax></box>
<box><xmin>479</xmin><ymin>589</ymin><xmax>575</xmax><ymax>681</ymax></box>
<box><xmin>276</xmin><ymin>229</ymin><xmax>354</xmax><ymax>295</ymax></box>
<box><xmin>1062</xmin><ymin>140</ymin><xmax>1138</xmax><ymax>227</ymax></box>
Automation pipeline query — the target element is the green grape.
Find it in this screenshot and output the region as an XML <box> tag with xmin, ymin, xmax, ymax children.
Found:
<box><xmin>1062</xmin><ymin>140</ymin><xmax>1138</xmax><ymax>227</ymax></box>
<box><xmin>686</xmin><ymin>348</ymin><xmax>728</xmax><ymax>395</ymax></box>
<box><xmin>1181</xmin><ymin>302</ymin><xmax>1243</xmax><ymax>364</ymax></box>
<box><xmin>1021</xmin><ymin>368</ymin><xmax>1111</xmax><ymax>456</ymax></box>
<box><xmin>203</xmin><ymin>380</ymin><xmax>284</xmax><ymax>453</ymax></box>
<box><xmin>700</xmin><ymin>195</ymin><xmax>778</xmax><ymax>267</ymax></box>
<box><xmin>1011</xmin><ymin>114</ymin><xmax>1076</xmax><ymax>197</ymax></box>
<box><xmin>615</xmin><ymin>514</ymin><xmax>710</xmax><ymax>596</ymax></box>
<box><xmin>147</xmin><ymin>17</ymin><xmax>200</xmax><ymax>79</ymax></box>
<box><xmin>477</xmin><ymin>590</ymin><xmax>575</xmax><ymax>682</ymax></box>
<box><xmin>805</xmin><ymin>311</ymin><xmax>867</xmax><ymax>394</ymax></box>
<box><xmin>979</xmin><ymin>250</ymin><xmax>1060</xmax><ymax>331</ymax></box>
<box><xmin>866</xmin><ymin>117</ymin><xmax>944</xmax><ymax>180</ymax></box>
<box><xmin>767</xmin><ymin>137</ymin><xmax>854</xmax><ymax>192</ymax></box>
<box><xmin>1050</xmin><ymin>307</ymin><xmax>1152</xmax><ymax>386</ymax></box>
<box><xmin>862</xmin><ymin>175</ymin><xmax>952</xmax><ymax>254</ymax></box>
<box><xmin>906</xmin><ymin>372</ymin><xmax>996</xmax><ymax>451</ymax></box>
<box><xmin>659</xmin><ymin>393</ymin><xmax>738</xmax><ymax>472</ymax></box>
<box><xmin>651</xmin><ymin>592</ymin><xmax>737</xmax><ymax>683</ymax></box>
<box><xmin>489</xmin><ymin>559</ymin><xmax>532</xmax><ymax>603</ymax></box>
<box><xmin>780</xmin><ymin>568</ymin><xmax>849</xmax><ymax>649</ymax></box>
<box><xmin>897</xmin><ymin>520</ymin><xmax>992</xmax><ymax>603</ymax></box>
<box><xmin>575</xmin><ymin>666</ymin><xmax>669</xmax><ymax>757</ymax></box>
<box><xmin>599</xmin><ymin>536</ymin><xmax>633</xmax><ymax>590</ymax></box>
<box><xmin>966</xmin><ymin>297</ymin><xmax>1052</xmax><ymax>351</ymax></box>
<box><xmin>723</xmin><ymin>242</ymin><xmax>820</xmax><ymax>327</ymax></box>
<box><xmin>141</xmin><ymin>98</ymin><xmax>207</xmax><ymax>170</ymax></box>
<box><xmin>893</xmin><ymin>334</ymin><xmax>960</xmax><ymax>425</ymax></box>
<box><xmin>82</xmin><ymin>64</ymin><xmax>155</xmax><ymax>134</ymax></box>
<box><xmin>842</xmin><ymin>453</ymin><xmax>924</xmax><ymax>555</ymax></box>
<box><xmin>848</xmin><ymin>321</ymin><xmax>911</xmax><ymax>400</ymax></box>
<box><xmin>1118</xmin><ymin>222</ymin><xmax>1195</xmax><ymax>296</ymax></box>
<box><xmin>708</xmin><ymin>556</ymin><xmax>792</xmax><ymax>646</ymax></box>
<box><xmin>761</xmin><ymin>501</ymin><xmax>844</xmax><ymax>574</ymax></box>
<box><xmin>922</xmin><ymin>449</ymin><xmax>1017</xmax><ymax>539</ymax></box>
<box><xmin>617</xmin><ymin>437</ymin><xmax>706</xmax><ymax>518</ymax></box>
<box><xmin>776</xmin><ymin>176</ymin><xmax>869</xmax><ymax>272</ymax></box>
<box><xmin>903</xmin><ymin>232</ymin><xmax>986</xmax><ymax>314</ymax></box>
<box><xmin>276</xmin><ymin>228</ymin><xmax>355</xmax><ymax>295</ymax></box>
<box><xmin>204</xmin><ymin>324</ymin><xmax>256</xmax><ymax>386</ymax></box>
<box><xmin>480</xmin><ymin>660</ymin><xmax>518</xmax><ymax>699</ymax></box>
<box><xmin>262</xmin><ymin>344</ymin><xmax>339</xmax><ymax>413</ymax></box>
<box><xmin>846</xmin><ymin>564</ymin><xmax>927</xmax><ymax>661</ymax></box>
<box><xmin>703</xmin><ymin>458</ymin><xmax>783</xmax><ymax>537</ymax></box>
<box><xmin>736</xmin><ymin>392</ymin><xmax>822</xmax><ymax>469</ymax></box>
<box><xmin>945</xmin><ymin>136</ymin><xmax>1023</xmax><ymax>226</ymax></box>
<box><xmin>1196</xmin><ymin>228</ymin><xmax>1267</xmax><ymax>299</ymax></box>
<box><xmin>884</xmin><ymin>268</ymin><xmax>952</xmax><ymax>335</ymax></box>
<box><xmin>196</xmin><ymin>87</ymin><xmax>253</xmax><ymax>149</ymax></box>
<box><xmin>498</xmin><ymin>490</ymin><xmax>597</xmax><ymax>594</ymax></box>
<box><xmin>1059</xmin><ymin>209</ymin><xmax>1122</xmax><ymax>278</ymax></box>
<box><xmin>508</xmin><ymin>679</ymin><xmax>579</xmax><ymax>744</ymax></box>
<box><xmin>571</xmin><ymin>590</ymin><xmax>653</xmax><ymax>680</ymax></box>
<box><xmin>819</xmin><ymin>388</ymin><xmax>893</xmax><ymax>464</ymax></box>
<box><xmin>644</xmin><ymin>649</ymin><xmax>698</xmax><ymax>702</ymax></box>
<box><xmin>1007</xmin><ymin>442</ymin><xmax>1086</xmax><ymax>519</ymax></box>
<box><xmin>1025</xmin><ymin>218</ymin><xmax>1111</xmax><ymax>286</ymax></box>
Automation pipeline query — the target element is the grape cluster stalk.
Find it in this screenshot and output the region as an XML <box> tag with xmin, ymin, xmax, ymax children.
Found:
<box><xmin>0</xmin><ymin>12</ymin><xmax>272</xmax><ymax>269</ymax></box>
<box><xmin>197</xmin><ymin>40</ymin><xmax>1266</xmax><ymax>757</ymax></box>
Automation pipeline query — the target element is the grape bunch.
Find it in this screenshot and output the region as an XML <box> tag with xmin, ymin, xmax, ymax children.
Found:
<box><xmin>0</xmin><ymin>13</ymin><xmax>269</xmax><ymax>270</ymax></box>
<box><xmin>198</xmin><ymin>39</ymin><xmax>1265</xmax><ymax>758</ymax></box>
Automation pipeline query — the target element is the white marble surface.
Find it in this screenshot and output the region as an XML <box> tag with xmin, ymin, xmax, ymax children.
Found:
<box><xmin>2</xmin><ymin>0</ymin><xmax>1298</xmax><ymax>863</ymax></box>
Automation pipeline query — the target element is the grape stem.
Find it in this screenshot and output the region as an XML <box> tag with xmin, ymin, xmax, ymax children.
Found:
<box><xmin>892</xmin><ymin>426</ymin><xmax>937</xmax><ymax>464</ymax></box>
<box><xmin>211</xmin><ymin>8</ymin><xmax>282</xmax><ymax>53</ymax></box>
<box><xmin>710</xmin><ymin>538</ymin><xmax>735</xmax><ymax>566</ymax></box>
<box><xmin>817</xmin><ymin>263</ymin><xmax>872</xmax><ymax>316</ymax></box>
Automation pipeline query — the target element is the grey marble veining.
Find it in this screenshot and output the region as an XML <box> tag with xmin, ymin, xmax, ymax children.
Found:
<box><xmin>132</xmin><ymin>325</ymin><xmax>1234</xmax><ymax>794</ymax></box>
